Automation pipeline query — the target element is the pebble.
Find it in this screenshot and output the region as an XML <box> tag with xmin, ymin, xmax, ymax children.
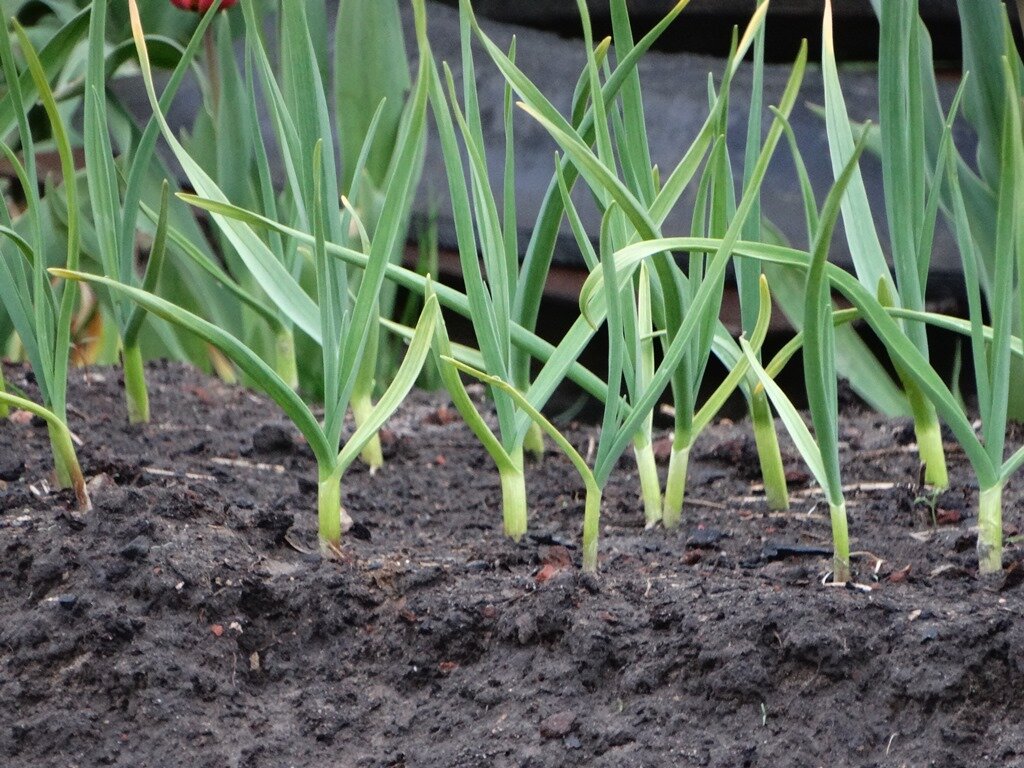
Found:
<box><xmin>539</xmin><ymin>711</ymin><xmax>576</xmax><ymax>739</ymax></box>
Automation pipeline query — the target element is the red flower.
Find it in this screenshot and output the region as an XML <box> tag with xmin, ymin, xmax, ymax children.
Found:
<box><xmin>170</xmin><ymin>0</ymin><xmax>238</xmax><ymax>12</ymax></box>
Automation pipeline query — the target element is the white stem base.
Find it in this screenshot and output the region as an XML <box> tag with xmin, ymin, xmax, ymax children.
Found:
<box><xmin>634</xmin><ymin>437</ymin><xmax>662</xmax><ymax>529</ymax></box>
<box><xmin>977</xmin><ymin>485</ymin><xmax>1003</xmax><ymax>576</ymax></box>
<box><xmin>662</xmin><ymin>445</ymin><xmax>690</xmax><ymax>530</ymax></box>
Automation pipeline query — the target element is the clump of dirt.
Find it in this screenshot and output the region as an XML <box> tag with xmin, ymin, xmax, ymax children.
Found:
<box><xmin>1</xmin><ymin>361</ymin><xmax>1022</xmax><ymax>767</ymax></box>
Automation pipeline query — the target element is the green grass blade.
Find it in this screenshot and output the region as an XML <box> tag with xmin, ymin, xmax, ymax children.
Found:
<box><xmin>336</xmin><ymin>0</ymin><xmax>409</xmax><ymax>190</ymax></box>
<box><xmin>803</xmin><ymin>129</ymin><xmax>872</xmax><ymax>506</ymax></box>
<box><xmin>958</xmin><ymin>0</ymin><xmax>1013</xmax><ymax>187</ymax></box>
<box><xmin>822</xmin><ymin>0</ymin><xmax>892</xmax><ymax>294</ymax></box>
<box><xmin>762</xmin><ymin>259</ymin><xmax>908</xmax><ymax>415</ymax></box>
<box><xmin>441</xmin><ymin>60</ymin><xmax>513</xmax><ymax>373</ymax></box>
<box><xmin>597</xmin><ymin>207</ymin><xmax>626</xmax><ymax>448</ymax></box>
<box><xmin>334</xmin><ymin>3</ymin><xmax>430</xmax><ymax>413</ymax></box>
<box><xmin>692</xmin><ymin>274</ymin><xmax>773</xmax><ymax>435</ymax></box>
<box><xmin>609</xmin><ymin>0</ymin><xmax>656</xmax><ymax>206</ymax></box>
<box><xmin>556</xmin><ymin>158</ymin><xmax>599</xmax><ymax>272</ymax></box>
<box><xmin>475</xmin><ymin>0</ymin><xmax>692</xmax><ymax>363</ymax></box>
<box><xmin>429</xmin><ymin>59</ymin><xmax>512</xmax><ymax>394</ymax></box>
<box><xmin>425</xmin><ymin>289</ymin><xmax>515</xmax><ymax>474</ymax></box>
<box><xmin>123</xmin><ymin>181</ymin><xmax>170</xmax><ymax>347</ymax></box>
<box><xmin>144</xmin><ymin>202</ymin><xmax>283</xmax><ymax>334</ymax></box>
<box><xmin>119</xmin><ymin>12</ymin><xmax>221</xmax><ymax>273</ymax></box>
<box><xmin>770</xmin><ymin>107</ymin><xmax>819</xmax><ymax>242</ymax></box>
<box><xmin>84</xmin><ymin>0</ymin><xmax>123</xmax><ymax>311</ymax></box>
<box><xmin>16</xmin><ymin>21</ymin><xmax>79</xmax><ymax>417</ymax></box>
<box><xmin>879</xmin><ymin>1</ymin><xmax>928</xmax><ymax>352</ymax></box>
<box><xmin>738</xmin><ymin>2</ymin><xmax>767</xmax><ymax>337</ymax></box>
<box><xmin>310</xmin><ymin>141</ymin><xmax>344</xmax><ymax>444</ymax></box>
<box><xmin>980</xmin><ymin>57</ymin><xmax>1023</xmax><ymax>466</ymax></box>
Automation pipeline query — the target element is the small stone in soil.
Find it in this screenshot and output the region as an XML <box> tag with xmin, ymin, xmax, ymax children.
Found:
<box><xmin>86</xmin><ymin>473</ymin><xmax>117</xmax><ymax>495</ymax></box>
<box><xmin>935</xmin><ymin>509</ymin><xmax>961</xmax><ymax>525</ymax></box>
<box><xmin>889</xmin><ymin>565</ymin><xmax>912</xmax><ymax>583</ymax></box>
<box><xmin>539</xmin><ymin>545</ymin><xmax>572</xmax><ymax>568</ymax></box>
<box><xmin>784</xmin><ymin>468</ymin><xmax>810</xmax><ymax>484</ymax></box>
<box><xmin>8</xmin><ymin>409</ymin><xmax>33</xmax><ymax>425</ymax></box>
<box><xmin>378</xmin><ymin>428</ymin><xmax>398</xmax><ymax>459</ymax></box>
<box><xmin>539</xmin><ymin>710</ymin><xmax>576</xmax><ymax>739</ymax></box>
<box><xmin>424</xmin><ymin>404</ymin><xmax>459</xmax><ymax>425</ymax></box>
<box><xmin>515</xmin><ymin>613</ymin><xmax>537</xmax><ymax>644</ymax></box>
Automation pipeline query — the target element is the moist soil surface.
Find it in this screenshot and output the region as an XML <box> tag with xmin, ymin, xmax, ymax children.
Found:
<box><xmin>1</xmin><ymin>362</ymin><xmax>1023</xmax><ymax>768</ymax></box>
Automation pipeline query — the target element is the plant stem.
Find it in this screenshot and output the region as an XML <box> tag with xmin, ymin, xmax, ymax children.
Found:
<box><xmin>581</xmin><ymin>480</ymin><xmax>603</xmax><ymax>573</ymax></box>
<box><xmin>0</xmin><ymin>365</ymin><xmax>8</xmax><ymax>419</ymax></box>
<box><xmin>906</xmin><ymin>380</ymin><xmax>949</xmax><ymax>489</ymax></box>
<box><xmin>47</xmin><ymin>420</ymin><xmax>75</xmax><ymax>490</ymax></box>
<box><xmin>122</xmin><ymin>343</ymin><xmax>150</xmax><ymax>424</ymax></box>
<box><xmin>274</xmin><ymin>326</ymin><xmax>299</xmax><ymax>391</ymax></box>
<box><xmin>523</xmin><ymin>420</ymin><xmax>545</xmax><ymax>460</ymax></box>
<box><xmin>829</xmin><ymin>500</ymin><xmax>851</xmax><ymax>583</ymax></box>
<box><xmin>350</xmin><ymin>393</ymin><xmax>384</xmax><ymax>473</ymax></box>
<box><xmin>317</xmin><ymin>465</ymin><xmax>344</xmax><ymax>557</ymax></box>
<box><xmin>633</xmin><ymin>433</ymin><xmax>662</xmax><ymax>528</ymax></box>
<box><xmin>351</xmin><ymin>317</ymin><xmax>383</xmax><ymax>473</ymax></box>
<box><xmin>977</xmin><ymin>483</ymin><xmax>1004</xmax><ymax>576</ymax></box>
<box><xmin>751</xmin><ymin>389</ymin><xmax>789</xmax><ymax>510</ymax></box>
<box><xmin>46</xmin><ymin>419</ymin><xmax>91</xmax><ymax>511</ymax></box>
<box><xmin>0</xmin><ymin>392</ymin><xmax>87</xmax><ymax>508</ymax></box>
<box><xmin>662</xmin><ymin>442</ymin><xmax>690</xmax><ymax>529</ymax></box>
<box><xmin>500</xmin><ymin>447</ymin><xmax>528</xmax><ymax>541</ymax></box>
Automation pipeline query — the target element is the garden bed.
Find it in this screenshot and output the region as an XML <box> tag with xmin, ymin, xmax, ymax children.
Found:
<box><xmin>1</xmin><ymin>362</ymin><xmax>1022</xmax><ymax>767</ymax></box>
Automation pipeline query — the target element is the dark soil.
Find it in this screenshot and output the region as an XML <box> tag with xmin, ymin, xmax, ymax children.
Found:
<box><xmin>1</xmin><ymin>362</ymin><xmax>1023</xmax><ymax>768</ymax></box>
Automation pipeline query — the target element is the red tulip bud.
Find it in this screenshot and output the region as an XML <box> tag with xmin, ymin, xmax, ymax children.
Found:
<box><xmin>170</xmin><ymin>0</ymin><xmax>238</xmax><ymax>12</ymax></box>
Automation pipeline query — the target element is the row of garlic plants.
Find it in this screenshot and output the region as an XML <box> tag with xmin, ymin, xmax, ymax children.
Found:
<box><xmin>1</xmin><ymin>0</ymin><xmax>1021</xmax><ymax>578</ymax></box>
